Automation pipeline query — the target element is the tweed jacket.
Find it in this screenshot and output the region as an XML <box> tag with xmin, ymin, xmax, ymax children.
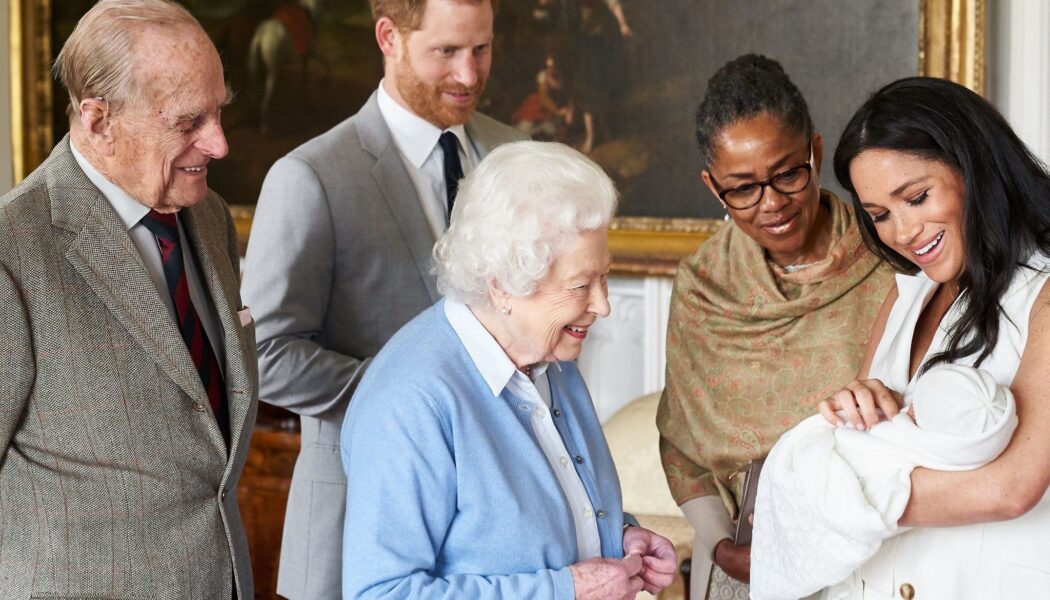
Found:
<box><xmin>241</xmin><ymin>91</ymin><xmax>525</xmax><ymax>600</ymax></box>
<box><xmin>0</xmin><ymin>137</ymin><xmax>259</xmax><ymax>599</ymax></box>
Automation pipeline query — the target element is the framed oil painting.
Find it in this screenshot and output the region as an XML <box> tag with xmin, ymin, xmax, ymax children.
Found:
<box><xmin>11</xmin><ymin>0</ymin><xmax>983</xmax><ymax>273</ymax></box>
<box><xmin>14</xmin><ymin>0</ymin><xmax>385</xmax><ymax>217</ymax></box>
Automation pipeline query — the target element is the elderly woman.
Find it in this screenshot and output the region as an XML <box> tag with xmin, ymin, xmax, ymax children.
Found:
<box><xmin>804</xmin><ymin>77</ymin><xmax>1050</xmax><ymax>599</ymax></box>
<box><xmin>656</xmin><ymin>54</ymin><xmax>895</xmax><ymax>599</ymax></box>
<box><xmin>339</xmin><ymin>141</ymin><xmax>676</xmax><ymax>600</ymax></box>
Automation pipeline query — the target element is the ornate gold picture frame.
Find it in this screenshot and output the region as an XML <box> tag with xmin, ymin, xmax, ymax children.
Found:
<box><xmin>9</xmin><ymin>0</ymin><xmax>984</xmax><ymax>275</ymax></box>
<box><xmin>606</xmin><ymin>0</ymin><xmax>985</xmax><ymax>275</ymax></box>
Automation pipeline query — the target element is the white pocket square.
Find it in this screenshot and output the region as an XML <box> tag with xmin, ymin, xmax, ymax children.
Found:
<box><xmin>237</xmin><ymin>306</ymin><xmax>253</xmax><ymax>327</ymax></box>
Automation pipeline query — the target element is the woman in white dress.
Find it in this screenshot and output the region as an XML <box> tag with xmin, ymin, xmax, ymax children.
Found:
<box><xmin>815</xmin><ymin>76</ymin><xmax>1050</xmax><ymax>599</ymax></box>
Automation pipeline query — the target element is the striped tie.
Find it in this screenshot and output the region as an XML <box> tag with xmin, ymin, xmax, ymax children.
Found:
<box><xmin>140</xmin><ymin>210</ymin><xmax>229</xmax><ymax>445</ymax></box>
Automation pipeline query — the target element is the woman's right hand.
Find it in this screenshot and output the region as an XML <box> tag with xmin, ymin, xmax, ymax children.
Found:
<box><xmin>713</xmin><ymin>538</ymin><xmax>751</xmax><ymax>583</ymax></box>
<box><xmin>570</xmin><ymin>554</ymin><xmax>644</xmax><ymax>600</ymax></box>
<box><xmin>817</xmin><ymin>378</ymin><xmax>903</xmax><ymax>431</ymax></box>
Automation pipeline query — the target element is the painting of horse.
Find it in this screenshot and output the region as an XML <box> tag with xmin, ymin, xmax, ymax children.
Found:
<box><xmin>48</xmin><ymin>0</ymin><xmax>923</xmax><ymax>218</ymax></box>
<box><xmin>49</xmin><ymin>0</ymin><xmax>382</xmax><ymax>207</ymax></box>
<box><xmin>247</xmin><ymin>0</ymin><xmax>328</xmax><ymax>135</ymax></box>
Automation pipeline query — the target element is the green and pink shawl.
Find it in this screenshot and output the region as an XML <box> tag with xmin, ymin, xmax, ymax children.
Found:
<box><xmin>657</xmin><ymin>191</ymin><xmax>895</xmax><ymax>517</ymax></box>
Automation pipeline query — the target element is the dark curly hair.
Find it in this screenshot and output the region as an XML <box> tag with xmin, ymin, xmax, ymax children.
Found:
<box><xmin>834</xmin><ymin>76</ymin><xmax>1050</xmax><ymax>374</ymax></box>
<box><xmin>694</xmin><ymin>54</ymin><xmax>814</xmax><ymax>168</ymax></box>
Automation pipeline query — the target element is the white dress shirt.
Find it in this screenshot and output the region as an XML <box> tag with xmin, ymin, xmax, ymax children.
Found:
<box><xmin>70</xmin><ymin>142</ymin><xmax>225</xmax><ymax>372</ymax></box>
<box><xmin>376</xmin><ymin>80</ymin><xmax>479</xmax><ymax>240</ymax></box>
<box><xmin>444</xmin><ymin>299</ymin><xmax>602</xmax><ymax>560</ymax></box>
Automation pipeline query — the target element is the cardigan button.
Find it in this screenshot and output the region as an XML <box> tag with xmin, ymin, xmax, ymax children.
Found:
<box><xmin>596</xmin><ymin>510</ymin><xmax>606</xmax><ymax>518</ymax></box>
<box><xmin>899</xmin><ymin>583</ymin><xmax>915</xmax><ymax>599</ymax></box>
<box><xmin>574</xmin><ymin>455</ymin><xmax>584</xmax><ymax>464</ymax></box>
<box><xmin>553</xmin><ymin>409</ymin><xmax>562</xmax><ymax>417</ymax></box>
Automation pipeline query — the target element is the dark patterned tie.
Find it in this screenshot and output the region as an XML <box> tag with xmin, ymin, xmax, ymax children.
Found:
<box><xmin>438</xmin><ymin>131</ymin><xmax>464</xmax><ymax>226</ymax></box>
<box><xmin>140</xmin><ymin>210</ymin><xmax>229</xmax><ymax>445</ymax></box>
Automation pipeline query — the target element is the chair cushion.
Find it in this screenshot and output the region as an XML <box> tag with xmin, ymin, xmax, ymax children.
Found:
<box><xmin>603</xmin><ymin>392</ymin><xmax>681</xmax><ymax>518</ymax></box>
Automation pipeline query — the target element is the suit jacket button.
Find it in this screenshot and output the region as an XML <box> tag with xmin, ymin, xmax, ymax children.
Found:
<box><xmin>191</xmin><ymin>401</ymin><xmax>206</xmax><ymax>412</ymax></box>
<box><xmin>899</xmin><ymin>583</ymin><xmax>915</xmax><ymax>599</ymax></box>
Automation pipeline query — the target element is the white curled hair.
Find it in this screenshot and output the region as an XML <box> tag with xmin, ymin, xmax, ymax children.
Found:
<box><xmin>433</xmin><ymin>141</ymin><xmax>618</xmax><ymax>307</ymax></box>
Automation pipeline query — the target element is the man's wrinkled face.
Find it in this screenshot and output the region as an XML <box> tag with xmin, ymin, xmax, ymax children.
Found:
<box><xmin>107</xmin><ymin>26</ymin><xmax>229</xmax><ymax>212</ymax></box>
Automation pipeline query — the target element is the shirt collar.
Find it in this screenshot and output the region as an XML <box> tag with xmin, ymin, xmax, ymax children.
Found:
<box><xmin>376</xmin><ymin>80</ymin><xmax>470</xmax><ymax>169</ymax></box>
<box><xmin>70</xmin><ymin>141</ymin><xmax>150</xmax><ymax>232</ymax></box>
<box><xmin>444</xmin><ymin>298</ymin><xmax>551</xmax><ymax>397</ymax></box>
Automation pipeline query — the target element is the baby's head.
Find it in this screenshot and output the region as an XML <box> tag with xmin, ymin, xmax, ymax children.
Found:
<box><xmin>907</xmin><ymin>365</ymin><xmax>1011</xmax><ymax>436</ymax></box>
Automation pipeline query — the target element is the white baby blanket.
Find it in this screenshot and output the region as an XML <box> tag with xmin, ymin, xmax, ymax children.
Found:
<box><xmin>749</xmin><ymin>365</ymin><xmax>1017</xmax><ymax>600</ymax></box>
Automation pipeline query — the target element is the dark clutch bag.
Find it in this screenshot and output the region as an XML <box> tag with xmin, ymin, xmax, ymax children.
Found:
<box><xmin>733</xmin><ymin>457</ymin><xmax>765</xmax><ymax>546</ymax></box>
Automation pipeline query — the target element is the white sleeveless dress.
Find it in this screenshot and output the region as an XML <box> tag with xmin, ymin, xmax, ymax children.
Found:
<box><xmin>829</xmin><ymin>254</ymin><xmax>1050</xmax><ymax>600</ymax></box>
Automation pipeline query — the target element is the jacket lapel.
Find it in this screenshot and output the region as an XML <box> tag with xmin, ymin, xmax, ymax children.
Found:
<box><xmin>52</xmin><ymin>170</ymin><xmax>208</xmax><ymax>408</ymax></box>
<box><xmin>464</xmin><ymin>118</ymin><xmax>493</xmax><ymax>158</ymax></box>
<box><xmin>48</xmin><ymin>137</ymin><xmax>229</xmax><ymax>456</ymax></box>
<box><xmin>357</xmin><ymin>95</ymin><xmax>441</xmax><ymax>302</ymax></box>
<box><xmin>180</xmin><ymin>202</ymin><xmax>256</xmax><ymax>459</ymax></box>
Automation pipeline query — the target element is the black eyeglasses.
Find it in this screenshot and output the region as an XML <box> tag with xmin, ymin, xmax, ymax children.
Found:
<box><xmin>709</xmin><ymin>145</ymin><xmax>814</xmax><ymax>210</ymax></box>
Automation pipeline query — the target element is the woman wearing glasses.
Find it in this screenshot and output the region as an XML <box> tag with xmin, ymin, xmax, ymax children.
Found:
<box><xmin>656</xmin><ymin>54</ymin><xmax>894</xmax><ymax>599</ymax></box>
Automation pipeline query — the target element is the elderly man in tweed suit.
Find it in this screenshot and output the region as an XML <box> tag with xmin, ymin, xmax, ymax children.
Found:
<box><xmin>0</xmin><ymin>1</ymin><xmax>257</xmax><ymax>598</ymax></box>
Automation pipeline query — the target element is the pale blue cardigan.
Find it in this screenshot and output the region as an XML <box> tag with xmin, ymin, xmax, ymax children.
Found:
<box><xmin>340</xmin><ymin>300</ymin><xmax>629</xmax><ymax>599</ymax></box>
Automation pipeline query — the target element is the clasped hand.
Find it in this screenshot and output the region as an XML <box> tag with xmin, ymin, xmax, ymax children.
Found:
<box><xmin>817</xmin><ymin>378</ymin><xmax>904</xmax><ymax>430</ymax></box>
<box><xmin>570</xmin><ymin>526</ymin><xmax>677</xmax><ymax>599</ymax></box>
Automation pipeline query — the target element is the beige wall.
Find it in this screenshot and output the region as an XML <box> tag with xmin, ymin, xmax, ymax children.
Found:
<box><xmin>1</xmin><ymin>2</ymin><xmax>13</xmax><ymax>193</ymax></box>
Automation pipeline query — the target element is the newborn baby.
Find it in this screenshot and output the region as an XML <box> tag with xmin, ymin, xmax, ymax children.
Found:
<box><xmin>749</xmin><ymin>364</ymin><xmax>1017</xmax><ymax>600</ymax></box>
<box><xmin>906</xmin><ymin>364</ymin><xmax>1010</xmax><ymax>436</ymax></box>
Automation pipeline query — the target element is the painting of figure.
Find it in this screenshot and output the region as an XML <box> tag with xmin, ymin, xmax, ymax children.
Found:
<box><xmin>486</xmin><ymin>0</ymin><xmax>921</xmax><ymax>218</ymax></box>
<box><xmin>50</xmin><ymin>0</ymin><xmax>383</xmax><ymax>208</ymax></box>
<box><xmin>49</xmin><ymin>0</ymin><xmax>921</xmax><ymax>218</ymax></box>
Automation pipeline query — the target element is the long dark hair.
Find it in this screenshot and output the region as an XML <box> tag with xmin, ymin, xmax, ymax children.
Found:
<box><xmin>834</xmin><ymin>76</ymin><xmax>1050</xmax><ymax>373</ymax></box>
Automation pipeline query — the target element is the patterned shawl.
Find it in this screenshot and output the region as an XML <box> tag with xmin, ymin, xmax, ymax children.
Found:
<box><xmin>657</xmin><ymin>191</ymin><xmax>895</xmax><ymax>517</ymax></box>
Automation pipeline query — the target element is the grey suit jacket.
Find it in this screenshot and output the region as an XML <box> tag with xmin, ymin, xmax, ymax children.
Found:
<box><xmin>0</xmin><ymin>138</ymin><xmax>259</xmax><ymax>599</ymax></box>
<box><xmin>241</xmin><ymin>92</ymin><xmax>525</xmax><ymax>600</ymax></box>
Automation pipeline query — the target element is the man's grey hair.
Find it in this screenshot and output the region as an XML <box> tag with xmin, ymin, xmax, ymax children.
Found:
<box><xmin>53</xmin><ymin>0</ymin><xmax>205</xmax><ymax>121</ymax></box>
<box><xmin>433</xmin><ymin>141</ymin><xmax>618</xmax><ymax>307</ymax></box>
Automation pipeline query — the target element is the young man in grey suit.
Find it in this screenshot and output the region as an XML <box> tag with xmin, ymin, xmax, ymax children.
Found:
<box><xmin>0</xmin><ymin>1</ymin><xmax>257</xmax><ymax>598</ymax></box>
<box><xmin>240</xmin><ymin>0</ymin><xmax>524</xmax><ymax>597</ymax></box>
